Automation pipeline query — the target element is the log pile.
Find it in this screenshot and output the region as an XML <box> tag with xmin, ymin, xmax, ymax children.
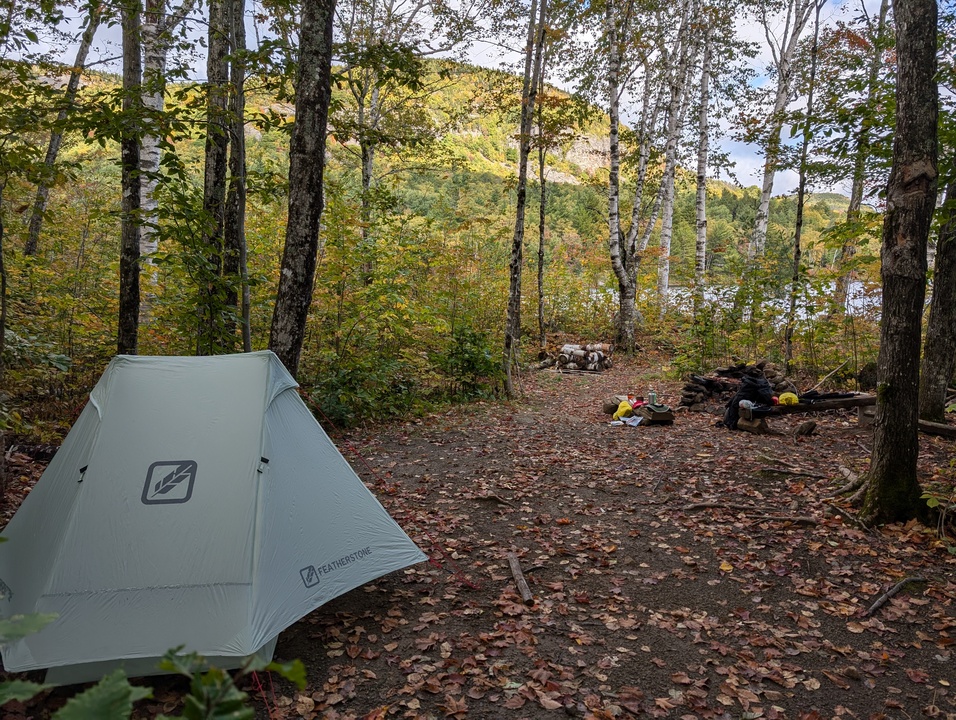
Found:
<box><xmin>678</xmin><ymin>360</ymin><xmax>798</xmax><ymax>411</ymax></box>
<box><xmin>557</xmin><ymin>343</ymin><xmax>613</xmax><ymax>372</ymax></box>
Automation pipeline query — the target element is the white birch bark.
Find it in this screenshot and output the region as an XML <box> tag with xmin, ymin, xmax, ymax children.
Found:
<box><xmin>656</xmin><ymin>2</ymin><xmax>697</xmax><ymax>310</ymax></box>
<box><xmin>695</xmin><ymin>29</ymin><xmax>712</xmax><ymax>284</ymax></box>
<box><xmin>606</xmin><ymin>0</ymin><xmax>638</xmax><ymax>351</ymax></box>
<box><xmin>750</xmin><ymin>0</ymin><xmax>816</xmax><ymax>258</ymax></box>
<box><xmin>140</xmin><ymin>0</ymin><xmax>197</xmax><ymax>258</ymax></box>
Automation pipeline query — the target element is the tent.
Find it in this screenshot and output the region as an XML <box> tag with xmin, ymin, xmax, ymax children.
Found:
<box><xmin>0</xmin><ymin>352</ymin><xmax>426</xmax><ymax>685</ymax></box>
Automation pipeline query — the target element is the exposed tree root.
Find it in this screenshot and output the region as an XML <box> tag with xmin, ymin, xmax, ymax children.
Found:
<box><xmin>827</xmin><ymin>466</ymin><xmax>866</xmax><ymax>498</ymax></box>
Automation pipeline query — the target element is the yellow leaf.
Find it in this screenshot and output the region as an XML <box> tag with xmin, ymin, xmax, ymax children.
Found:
<box><xmin>720</xmin><ymin>561</ymin><xmax>734</xmax><ymax>572</ymax></box>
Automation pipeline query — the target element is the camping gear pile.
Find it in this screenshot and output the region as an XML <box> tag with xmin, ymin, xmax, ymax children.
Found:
<box><xmin>678</xmin><ymin>360</ymin><xmax>798</xmax><ymax>411</ymax></box>
<box><xmin>556</xmin><ymin>343</ymin><xmax>613</xmax><ymax>372</ymax></box>
<box><xmin>603</xmin><ymin>392</ymin><xmax>674</xmax><ymax>426</ymax></box>
<box><xmin>0</xmin><ymin>352</ymin><xmax>426</xmax><ymax>685</ymax></box>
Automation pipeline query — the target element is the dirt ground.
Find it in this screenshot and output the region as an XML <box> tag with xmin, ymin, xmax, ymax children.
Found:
<box><xmin>5</xmin><ymin>358</ymin><xmax>956</xmax><ymax>719</ymax></box>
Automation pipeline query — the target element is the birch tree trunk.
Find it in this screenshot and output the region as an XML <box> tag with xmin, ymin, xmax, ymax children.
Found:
<box><xmin>269</xmin><ymin>0</ymin><xmax>336</xmax><ymax>377</ymax></box>
<box><xmin>918</xmin><ymin>181</ymin><xmax>956</xmax><ymax>422</ymax></box>
<box><xmin>503</xmin><ymin>0</ymin><xmax>546</xmax><ymax>397</ymax></box>
<box><xmin>119</xmin><ymin>0</ymin><xmax>142</xmax><ymax>355</ymax></box>
<box><xmin>834</xmin><ymin>0</ymin><xmax>890</xmax><ymax>311</ymax></box>
<box><xmin>694</xmin><ymin>30</ymin><xmax>711</xmax><ymax>286</ymax></box>
<box><xmin>862</xmin><ymin>0</ymin><xmax>937</xmax><ymax>526</ymax></box>
<box><xmin>784</xmin><ymin>2</ymin><xmax>820</xmax><ymax>373</ymax></box>
<box><xmin>750</xmin><ymin>0</ymin><xmax>816</xmax><ymax>258</ymax></box>
<box><xmin>140</xmin><ymin>0</ymin><xmax>198</xmax><ymax>258</ymax></box>
<box><xmin>24</xmin><ymin>2</ymin><xmax>101</xmax><ymax>257</ymax></box>
<box><xmin>656</xmin><ymin>14</ymin><xmax>696</xmax><ymax>311</ymax></box>
<box><xmin>606</xmin><ymin>0</ymin><xmax>637</xmax><ymax>351</ymax></box>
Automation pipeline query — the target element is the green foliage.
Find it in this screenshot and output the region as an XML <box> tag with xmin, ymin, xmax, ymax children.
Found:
<box><xmin>52</xmin><ymin>670</ymin><xmax>152</xmax><ymax>720</ymax></box>
<box><xmin>0</xmin><ymin>645</ymin><xmax>306</xmax><ymax>720</ymax></box>
<box><xmin>435</xmin><ymin>327</ymin><xmax>500</xmax><ymax>399</ymax></box>
<box><xmin>0</xmin><ymin>678</ymin><xmax>52</xmax><ymax>706</ymax></box>
<box><xmin>0</xmin><ymin>611</ymin><xmax>58</xmax><ymax>643</ymax></box>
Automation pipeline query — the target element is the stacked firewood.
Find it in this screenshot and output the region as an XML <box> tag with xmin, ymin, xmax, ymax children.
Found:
<box><xmin>679</xmin><ymin>360</ymin><xmax>798</xmax><ymax>410</ymax></box>
<box><xmin>557</xmin><ymin>343</ymin><xmax>614</xmax><ymax>372</ymax></box>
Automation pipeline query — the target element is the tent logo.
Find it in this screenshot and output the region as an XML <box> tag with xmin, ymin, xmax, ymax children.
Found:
<box><xmin>142</xmin><ymin>461</ymin><xmax>198</xmax><ymax>505</ymax></box>
<box><xmin>299</xmin><ymin>566</ymin><xmax>320</xmax><ymax>588</ymax></box>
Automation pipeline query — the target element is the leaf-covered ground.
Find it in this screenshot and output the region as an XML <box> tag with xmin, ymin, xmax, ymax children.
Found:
<box><xmin>6</xmin><ymin>358</ymin><xmax>956</xmax><ymax>719</ymax></box>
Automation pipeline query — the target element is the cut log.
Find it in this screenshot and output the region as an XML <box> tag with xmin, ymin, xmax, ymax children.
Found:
<box><xmin>768</xmin><ymin>396</ymin><xmax>956</xmax><ymax>438</ymax></box>
<box><xmin>918</xmin><ymin>419</ymin><xmax>956</xmax><ymax>439</ymax></box>
<box><xmin>769</xmin><ymin>395</ymin><xmax>876</xmax><ymax>414</ymax></box>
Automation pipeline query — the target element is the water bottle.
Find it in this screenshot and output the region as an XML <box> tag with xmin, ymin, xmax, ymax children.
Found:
<box><xmin>649</xmin><ymin>390</ymin><xmax>657</xmax><ymax>405</ymax></box>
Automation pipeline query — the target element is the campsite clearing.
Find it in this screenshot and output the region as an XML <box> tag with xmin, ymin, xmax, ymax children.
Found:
<box><xmin>4</xmin><ymin>355</ymin><xmax>956</xmax><ymax>719</ymax></box>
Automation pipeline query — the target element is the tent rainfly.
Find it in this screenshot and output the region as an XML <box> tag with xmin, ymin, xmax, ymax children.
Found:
<box><xmin>0</xmin><ymin>351</ymin><xmax>426</xmax><ymax>685</ymax></box>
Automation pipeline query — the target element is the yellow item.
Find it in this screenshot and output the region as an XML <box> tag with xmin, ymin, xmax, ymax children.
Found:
<box><xmin>612</xmin><ymin>401</ymin><xmax>633</xmax><ymax>420</ymax></box>
<box><xmin>779</xmin><ymin>392</ymin><xmax>799</xmax><ymax>405</ymax></box>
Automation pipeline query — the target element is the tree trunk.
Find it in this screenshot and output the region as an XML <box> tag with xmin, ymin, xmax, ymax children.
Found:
<box><xmin>606</xmin><ymin>0</ymin><xmax>635</xmax><ymax>351</ymax></box>
<box><xmin>269</xmin><ymin>0</ymin><xmax>336</xmax><ymax>377</ymax></box>
<box><xmin>784</xmin><ymin>2</ymin><xmax>821</xmax><ymax>373</ymax></box>
<box><xmin>119</xmin><ymin>0</ymin><xmax>142</xmax><ymax>355</ymax></box>
<box><xmin>862</xmin><ymin>0</ymin><xmax>937</xmax><ymax>526</ymax></box>
<box><xmin>919</xmin><ymin>181</ymin><xmax>956</xmax><ymax>421</ymax></box>
<box><xmin>750</xmin><ymin>0</ymin><xmax>816</xmax><ymax>258</ymax></box>
<box><xmin>694</xmin><ymin>30</ymin><xmax>711</xmax><ymax>287</ymax></box>
<box><xmin>834</xmin><ymin>0</ymin><xmax>890</xmax><ymax>312</ymax></box>
<box><xmin>141</xmin><ymin>0</ymin><xmax>199</xmax><ymax>258</ymax></box>
<box><xmin>657</xmin><ymin>16</ymin><xmax>695</xmax><ymax>313</ymax></box>
<box><xmin>0</xmin><ymin>183</ymin><xmax>7</xmax><ymax>380</ymax></box>
<box><xmin>24</xmin><ymin>2</ymin><xmax>101</xmax><ymax>256</ymax></box>
<box><xmin>224</xmin><ymin>0</ymin><xmax>250</xmax><ymax>351</ymax></box>
<box><xmin>199</xmin><ymin>0</ymin><xmax>231</xmax><ymax>354</ymax></box>
<box><xmin>536</xmin><ymin>62</ymin><xmax>547</xmax><ymax>354</ymax></box>
<box><xmin>503</xmin><ymin>0</ymin><xmax>546</xmax><ymax>397</ymax></box>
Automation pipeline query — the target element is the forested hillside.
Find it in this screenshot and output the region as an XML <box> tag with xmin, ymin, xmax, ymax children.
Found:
<box><xmin>2</xmin><ymin>57</ymin><xmax>872</xmax><ymax>431</ymax></box>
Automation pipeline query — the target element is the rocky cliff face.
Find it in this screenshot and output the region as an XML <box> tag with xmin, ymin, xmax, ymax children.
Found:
<box><xmin>561</xmin><ymin>136</ymin><xmax>609</xmax><ymax>176</ymax></box>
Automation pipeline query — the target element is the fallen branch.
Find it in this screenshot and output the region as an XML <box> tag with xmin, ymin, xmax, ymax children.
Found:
<box><xmin>507</xmin><ymin>552</ymin><xmax>535</xmax><ymax>605</ymax></box>
<box><xmin>684</xmin><ymin>502</ymin><xmax>761</xmax><ymax>511</ymax></box>
<box><xmin>758</xmin><ymin>466</ymin><xmax>828</xmax><ymax>480</ymax></box>
<box><xmin>476</xmin><ymin>492</ymin><xmax>515</xmax><ymax>507</ymax></box>
<box><xmin>864</xmin><ymin>577</ymin><xmax>928</xmax><ymax>618</ymax></box>
<box><xmin>746</xmin><ymin>515</ymin><xmax>818</xmax><ymax>525</ymax></box>
<box><xmin>683</xmin><ymin>503</ymin><xmax>815</xmax><ymax>524</ymax></box>
<box><xmin>808</xmin><ymin>359</ymin><xmax>851</xmax><ymax>393</ymax></box>
<box><xmin>757</xmin><ymin>453</ymin><xmax>801</xmax><ymax>470</ymax></box>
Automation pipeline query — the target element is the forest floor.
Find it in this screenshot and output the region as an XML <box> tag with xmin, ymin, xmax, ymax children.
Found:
<box><xmin>4</xmin><ymin>355</ymin><xmax>956</xmax><ymax>720</ymax></box>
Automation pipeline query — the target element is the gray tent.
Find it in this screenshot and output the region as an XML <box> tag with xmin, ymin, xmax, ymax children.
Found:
<box><xmin>0</xmin><ymin>352</ymin><xmax>426</xmax><ymax>685</ymax></box>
